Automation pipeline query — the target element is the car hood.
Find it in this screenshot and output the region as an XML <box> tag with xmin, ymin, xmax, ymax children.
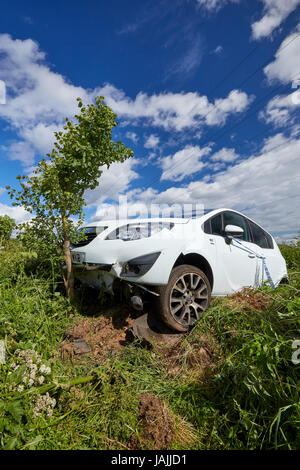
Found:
<box><xmin>71</xmin><ymin>235</ymin><xmax>187</xmax><ymax>265</ymax></box>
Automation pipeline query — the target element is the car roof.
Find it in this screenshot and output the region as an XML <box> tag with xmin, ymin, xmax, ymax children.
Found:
<box><xmin>84</xmin><ymin>217</ymin><xmax>191</xmax><ymax>228</ymax></box>
<box><xmin>84</xmin><ymin>209</ymin><xmax>236</xmax><ymax>228</ymax></box>
<box><xmin>81</xmin><ymin>208</ymin><xmax>274</xmax><ymax>239</ymax></box>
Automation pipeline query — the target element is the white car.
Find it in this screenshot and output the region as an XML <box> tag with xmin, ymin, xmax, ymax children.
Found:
<box><xmin>71</xmin><ymin>208</ymin><xmax>288</xmax><ymax>332</ymax></box>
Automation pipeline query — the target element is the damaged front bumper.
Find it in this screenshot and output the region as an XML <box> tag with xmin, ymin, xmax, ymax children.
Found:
<box><xmin>70</xmin><ymin>248</ymin><xmax>165</xmax><ymax>293</ymax></box>
<box><xmin>72</xmin><ymin>262</ymin><xmax>120</xmax><ymax>292</ymax></box>
<box><xmin>71</xmin><ymin>256</ymin><xmax>161</xmax><ymax>293</ymax></box>
<box><xmin>71</xmin><ymin>262</ymin><xmax>161</xmax><ymax>309</ymax></box>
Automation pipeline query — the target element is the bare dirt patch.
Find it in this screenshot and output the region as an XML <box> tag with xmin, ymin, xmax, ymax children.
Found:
<box><xmin>226</xmin><ymin>287</ymin><xmax>271</xmax><ymax>311</ymax></box>
<box><xmin>59</xmin><ymin>305</ymin><xmax>216</xmax><ymax>384</ymax></box>
<box><xmin>60</xmin><ymin>306</ymin><xmax>139</xmax><ymax>361</ymax></box>
<box><xmin>158</xmin><ymin>334</ymin><xmax>216</xmax><ymax>381</ymax></box>
<box><xmin>129</xmin><ymin>393</ymin><xmax>176</xmax><ymax>450</ymax></box>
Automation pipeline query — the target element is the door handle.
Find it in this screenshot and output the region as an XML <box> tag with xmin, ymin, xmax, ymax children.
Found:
<box><xmin>248</xmin><ymin>254</ymin><xmax>256</xmax><ymax>258</ymax></box>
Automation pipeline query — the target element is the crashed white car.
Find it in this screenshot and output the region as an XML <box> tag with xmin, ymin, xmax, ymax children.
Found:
<box><xmin>71</xmin><ymin>208</ymin><xmax>287</xmax><ymax>332</ymax></box>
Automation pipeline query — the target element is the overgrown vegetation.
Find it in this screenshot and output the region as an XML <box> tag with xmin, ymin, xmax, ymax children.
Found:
<box><xmin>0</xmin><ymin>215</ymin><xmax>15</xmax><ymax>247</ymax></box>
<box><xmin>0</xmin><ymin>240</ymin><xmax>299</xmax><ymax>450</ymax></box>
<box><xmin>7</xmin><ymin>97</ymin><xmax>133</xmax><ymax>300</ymax></box>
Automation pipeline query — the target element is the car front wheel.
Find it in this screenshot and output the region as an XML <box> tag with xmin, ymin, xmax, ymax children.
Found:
<box><xmin>156</xmin><ymin>264</ymin><xmax>211</xmax><ymax>332</ymax></box>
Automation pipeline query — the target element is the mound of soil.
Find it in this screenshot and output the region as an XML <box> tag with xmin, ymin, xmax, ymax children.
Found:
<box><xmin>186</xmin><ymin>337</ymin><xmax>215</xmax><ymax>367</ymax></box>
<box><xmin>60</xmin><ymin>305</ymin><xmax>216</xmax><ymax>384</ymax></box>
<box><xmin>227</xmin><ymin>287</ymin><xmax>271</xmax><ymax>311</ymax></box>
<box><xmin>159</xmin><ymin>335</ymin><xmax>215</xmax><ymax>379</ymax></box>
<box><xmin>60</xmin><ymin>307</ymin><xmax>138</xmax><ymax>361</ymax></box>
<box><xmin>129</xmin><ymin>393</ymin><xmax>175</xmax><ymax>450</ymax></box>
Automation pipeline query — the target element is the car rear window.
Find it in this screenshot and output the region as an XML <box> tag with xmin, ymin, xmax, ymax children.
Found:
<box><xmin>248</xmin><ymin>220</ymin><xmax>273</xmax><ymax>249</ymax></box>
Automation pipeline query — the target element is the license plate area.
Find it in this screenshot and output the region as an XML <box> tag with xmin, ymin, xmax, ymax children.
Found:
<box><xmin>71</xmin><ymin>252</ymin><xmax>85</xmax><ymax>264</ymax></box>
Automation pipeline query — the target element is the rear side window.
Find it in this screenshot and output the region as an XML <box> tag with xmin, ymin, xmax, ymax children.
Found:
<box><xmin>203</xmin><ymin>219</ymin><xmax>211</xmax><ymax>234</ymax></box>
<box><xmin>248</xmin><ymin>220</ymin><xmax>273</xmax><ymax>249</ymax></box>
<box><xmin>211</xmin><ymin>214</ymin><xmax>223</xmax><ymax>236</ymax></box>
<box><xmin>223</xmin><ymin>212</ymin><xmax>249</xmax><ymax>241</ymax></box>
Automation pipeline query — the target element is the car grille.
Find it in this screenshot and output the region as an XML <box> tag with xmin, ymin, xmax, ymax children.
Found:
<box><xmin>72</xmin><ymin>233</ymin><xmax>98</xmax><ymax>248</ymax></box>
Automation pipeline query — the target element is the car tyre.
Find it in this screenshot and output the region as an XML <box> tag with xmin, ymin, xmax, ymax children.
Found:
<box><xmin>156</xmin><ymin>264</ymin><xmax>211</xmax><ymax>332</ymax></box>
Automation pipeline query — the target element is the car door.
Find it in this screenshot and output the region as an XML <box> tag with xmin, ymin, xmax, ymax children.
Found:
<box><xmin>247</xmin><ymin>219</ymin><xmax>282</xmax><ymax>286</ymax></box>
<box><xmin>211</xmin><ymin>211</ymin><xmax>259</xmax><ymax>294</ymax></box>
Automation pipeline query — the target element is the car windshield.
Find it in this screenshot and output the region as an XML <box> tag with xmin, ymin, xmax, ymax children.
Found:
<box><xmin>78</xmin><ymin>226</ymin><xmax>108</xmax><ymax>235</ymax></box>
<box><xmin>106</xmin><ymin>222</ymin><xmax>174</xmax><ymax>241</ymax></box>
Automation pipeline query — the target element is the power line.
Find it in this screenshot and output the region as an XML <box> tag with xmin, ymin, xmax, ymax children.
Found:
<box><xmin>146</xmin><ymin>32</ymin><xmax>300</xmax><ymax>187</ymax></box>
<box><xmin>102</xmin><ymin>110</ymin><xmax>300</xmax><ymax>206</ymax></box>
<box><xmin>103</xmin><ymin>32</ymin><xmax>300</xmax><ymax>201</ymax></box>
<box><xmin>188</xmin><ymin>31</ymin><xmax>300</xmax><ymax>134</ymax></box>
<box><xmin>214</xmin><ymin>110</ymin><xmax>300</xmax><ymax>155</ymax></box>
<box><xmin>150</xmin><ymin>71</ymin><xmax>300</xmax><ymax>186</ymax></box>
<box><xmin>203</xmin><ymin>44</ymin><xmax>261</xmax><ymax>98</ymax></box>
<box><xmin>240</xmin><ymin>189</ymin><xmax>300</xmax><ymax>213</ymax></box>
<box><xmin>101</xmin><ymin>135</ymin><xmax>300</xmax><ymax>220</ymax></box>
<box><xmin>183</xmin><ymin>140</ymin><xmax>300</xmax><ymax>214</ymax></box>
<box><xmin>205</xmin><ymin>73</ymin><xmax>300</xmax><ymax>144</ymax></box>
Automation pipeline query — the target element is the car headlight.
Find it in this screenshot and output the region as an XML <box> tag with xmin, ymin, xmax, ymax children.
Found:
<box><xmin>121</xmin><ymin>252</ymin><xmax>161</xmax><ymax>277</ymax></box>
<box><xmin>106</xmin><ymin>222</ymin><xmax>174</xmax><ymax>241</ymax></box>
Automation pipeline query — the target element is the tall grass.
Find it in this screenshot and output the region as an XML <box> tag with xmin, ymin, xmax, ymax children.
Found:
<box><xmin>0</xmin><ymin>241</ymin><xmax>299</xmax><ymax>450</ymax></box>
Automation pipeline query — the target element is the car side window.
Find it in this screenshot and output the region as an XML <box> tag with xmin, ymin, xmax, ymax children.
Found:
<box><xmin>248</xmin><ymin>220</ymin><xmax>273</xmax><ymax>249</ymax></box>
<box><xmin>211</xmin><ymin>214</ymin><xmax>223</xmax><ymax>236</ymax></box>
<box><xmin>203</xmin><ymin>219</ymin><xmax>211</xmax><ymax>234</ymax></box>
<box><xmin>223</xmin><ymin>211</ymin><xmax>249</xmax><ymax>241</ymax></box>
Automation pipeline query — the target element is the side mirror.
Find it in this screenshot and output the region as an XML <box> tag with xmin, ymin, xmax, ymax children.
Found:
<box><xmin>224</xmin><ymin>225</ymin><xmax>244</xmax><ymax>244</ymax></box>
<box><xmin>225</xmin><ymin>224</ymin><xmax>244</xmax><ymax>236</ymax></box>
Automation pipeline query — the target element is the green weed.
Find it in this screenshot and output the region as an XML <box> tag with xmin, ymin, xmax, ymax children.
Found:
<box><xmin>0</xmin><ymin>244</ymin><xmax>299</xmax><ymax>450</ymax></box>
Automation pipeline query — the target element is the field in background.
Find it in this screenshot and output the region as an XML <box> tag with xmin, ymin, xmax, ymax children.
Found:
<box><xmin>0</xmin><ymin>240</ymin><xmax>299</xmax><ymax>450</ymax></box>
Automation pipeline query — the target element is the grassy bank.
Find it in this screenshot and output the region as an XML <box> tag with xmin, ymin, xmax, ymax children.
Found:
<box><xmin>0</xmin><ymin>241</ymin><xmax>299</xmax><ymax>450</ymax></box>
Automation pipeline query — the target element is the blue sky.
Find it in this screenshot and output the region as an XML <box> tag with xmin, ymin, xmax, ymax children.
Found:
<box><xmin>0</xmin><ymin>0</ymin><xmax>300</xmax><ymax>241</ymax></box>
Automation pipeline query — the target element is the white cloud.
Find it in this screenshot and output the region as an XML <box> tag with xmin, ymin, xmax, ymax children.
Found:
<box><xmin>144</xmin><ymin>134</ymin><xmax>160</xmax><ymax>149</ymax></box>
<box><xmin>210</xmin><ymin>147</ymin><xmax>239</xmax><ymax>162</ymax></box>
<box><xmin>6</xmin><ymin>141</ymin><xmax>36</xmax><ymax>166</ymax></box>
<box><xmin>84</xmin><ymin>158</ymin><xmax>140</xmax><ymax>207</ymax></box>
<box><xmin>264</xmin><ymin>24</ymin><xmax>300</xmax><ymax>84</ymax></box>
<box><xmin>274</xmin><ymin>231</ymin><xmax>299</xmax><ymax>243</ymax></box>
<box><xmin>164</xmin><ymin>34</ymin><xmax>204</xmax><ymax>79</ymax></box>
<box><xmin>213</xmin><ymin>45</ymin><xmax>223</xmax><ymax>54</ymax></box>
<box><xmin>146</xmin><ymin>151</ymin><xmax>157</xmax><ymax>162</ymax></box>
<box><xmin>0</xmin><ymin>35</ymin><xmax>142</xmax><ymax>213</ymax></box>
<box><xmin>196</xmin><ymin>0</ymin><xmax>239</xmax><ymax>12</ymax></box>
<box><xmin>260</xmin><ymin>132</ymin><xmax>289</xmax><ymax>152</ymax></box>
<box><xmin>0</xmin><ymin>34</ymin><xmax>253</xmax><ymax>168</ymax></box>
<box><xmin>159</xmin><ymin>145</ymin><xmax>212</xmax><ymax>181</ymax></box>
<box><xmin>0</xmin><ymin>202</ymin><xmax>31</xmax><ymax>224</ymax></box>
<box><xmin>100</xmin><ymin>84</ymin><xmax>253</xmax><ymax>132</ymax></box>
<box><xmin>252</xmin><ymin>0</ymin><xmax>300</xmax><ymax>40</ymax></box>
<box><xmin>210</xmin><ymin>161</ymin><xmax>226</xmax><ymax>172</ymax></box>
<box><xmin>0</xmin><ymin>34</ymin><xmax>100</xmax><ymax>165</ymax></box>
<box><xmin>260</xmin><ymin>91</ymin><xmax>300</xmax><ymax>126</ymax></box>
<box><xmin>23</xmin><ymin>16</ymin><xmax>34</xmax><ymax>25</ymax></box>
<box><xmin>125</xmin><ymin>131</ymin><xmax>138</xmax><ymax>144</ymax></box>
<box><xmin>90</xmin><ymin>200</ymin><xmax>153</xmax><ymax>221</ymax></box>
<box><xmin>20</xmin><ymin>123</ymin><xmax>60</xmax><ymax>155</ymax></box>
<box><xmin>0</xmin><ymin>34</ymin><xmax>97</xmax><ymax>126</ymax></box>
<box><xmin>123</xmin><ymin>134</ymin><xmax>300</xmax><ymax>233</ymax></box>
<box><xmin>262</xmin><ymin>26</ymin><xmax>300</xmax><ymax>126</ymax></box>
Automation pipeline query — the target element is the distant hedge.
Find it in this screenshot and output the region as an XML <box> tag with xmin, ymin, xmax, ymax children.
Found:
<box><xmin>279</xmin><ymin>244</ymin><xmax>300</xmax><ymax>271</ymax></box>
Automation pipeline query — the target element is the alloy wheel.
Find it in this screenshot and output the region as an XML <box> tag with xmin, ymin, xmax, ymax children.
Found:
<box><xmin>169</xmin><ymin>272</ymin><xmax>209</xmax><ymax>327</ymax></box>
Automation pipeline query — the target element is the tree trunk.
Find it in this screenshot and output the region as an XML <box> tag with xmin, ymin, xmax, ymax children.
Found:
<box><xmin>62</xmin><ymin>214</ymin><xmax>75</xmax><ymax>301</ymax></box>
<box><xmin>63</xmin><ymin>237</ymin><xmax>75</xmax><ymax>301</ymax></box>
